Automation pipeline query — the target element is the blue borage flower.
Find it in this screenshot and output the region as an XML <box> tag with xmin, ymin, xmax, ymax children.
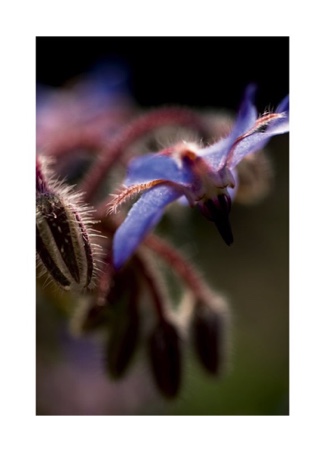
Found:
<box><xmin>109</xmin><ymin>85</ymin><xmax>289</xmax><ymax>270</ymax></box>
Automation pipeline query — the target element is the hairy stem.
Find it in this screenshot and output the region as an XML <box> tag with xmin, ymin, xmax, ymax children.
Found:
<box><xmin>133</xmin><ymin>253</ymin><xmax>167</xmax><ymax>321</ymax></box>
<box><xmin>41</xmin><ymin>110</ymin><xmax>132</xmax><ymax>157</ymax></box>
<box><xmin>144</xmin><ymin>234</ymin><xmax>214</xmax><ymax>303</ymax></box>
<box><xmin>80</xmin><ymin>107</ymin><xmax>208</xmax><ymax>202</ymax></box>
<box><xmin>94</xmin><ymin>218</ymin><xmax>167</xmax><ymax>321</ymax></box>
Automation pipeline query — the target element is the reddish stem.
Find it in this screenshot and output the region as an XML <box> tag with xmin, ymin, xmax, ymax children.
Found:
<box><xmin>144</xmin><ymin>234</ymin><xmax>213</xmax><ymax>303</ymax></box>
<box><xmin>80</xmin><ymin>107</ymin><xmax>208</xmax><ymax>202</ymax></box>
<box><xmin>36</xmin><ymin>156</ymin><xmax>49</xmax><ymax>193</ymax></box>
<box><xmin>94</xmin><ymin>218</ymin><xmax>166</xmax><ymax>321</ymax></box>
<box><xmin>133</xmin><ymin>254</ymin><xmax>166</xmax><ymax>321</ymax></box>
<box><xmin>40</xmin><ymin>110</ymin><xmax>133</xmax><ymax>158</ymax></box>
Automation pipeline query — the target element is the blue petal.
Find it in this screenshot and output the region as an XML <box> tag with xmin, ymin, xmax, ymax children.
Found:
<box><xmin>200</xmin><ymin>84</ymin><xmax>258</xmax><ymax>169</ymax></box>
<box><xmin>227</xmin><ymin>123</ymin><xmax>289</xmax><ymax>169</ymax></box>
<box><xmin>268</xmin><ymin>95</ymin><xmax>289</xmax><ymax>134</ymax></box>
<box><xmin>113</xmin><ymin>185</ymin><xmax>182</xmax><ymax>269</ymax></box>
<box><xmin>125</xmin><ymin>153</ymin><xmax>195</xmax><ymax>186</ymax></box>
<box><xmin>227</xmin><ymin>95</ymin><xmax>289</xmax><ymax>168</ymax></box>
<box><xmin>276</xmin><ymin>95</ymin><xmax>289</xmax><ymax>114</ymax></box>
<box><xmin>228</xmin><ymin>84</ymin><xmax>258</xmax><ymax>141</ymax></box>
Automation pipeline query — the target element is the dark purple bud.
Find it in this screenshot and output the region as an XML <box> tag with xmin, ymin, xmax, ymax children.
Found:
<box><xmin>148</xmin><ymin>320</ymin><xmax>182</xmax><ymax>398</ymax></box>
<box><xmin>104</xmin><ymin>272</ymin><xmax>140</xmax><ymax>379</ymax></box>
<box><xmin>192</xmin><ymin>303</ymin><xmax>227</xmax><ymax>375</ymax></box>
<box><xmin>105</xmin><ymin>293</ymin><xmax>140</xmax><ymax>379</ymax></box>
<box><xmin>199</xmin><ymin>193</ymin><xmax>233</xmax><ymax>245</ymax></box>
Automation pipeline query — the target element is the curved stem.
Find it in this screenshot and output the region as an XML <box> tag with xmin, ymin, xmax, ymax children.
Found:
<box><xmin>80</xmin><ymin>107</ymin><xmax>208</xmax><ymax>203</ymax></box>
<box><xmin>144</xmin><ymin>234</ymin><xmax>214</xmax><ymax>304</ymax></box>
<box><xmin>41</xmin><ymin>110</ymin><xmax>132</xmax><ymax>158</ymax></box>
<box><xmin>95</xmin><ymin>218</ymin><xmax>167</xmax><ymax>321</ymax></box>
<box><xmin>133</xmin><ymin>253</ymin><xmax>166</xmax><ymax>321</ymax></box>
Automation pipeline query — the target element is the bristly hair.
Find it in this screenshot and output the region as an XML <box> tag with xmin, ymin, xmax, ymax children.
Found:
<box><xmin>107</xmin><ymin>179</ymin><xmax>185</xmax><ymax>215</ymax></box>
<box><xmin>36</xmin><ymin>156</ymin><xmax>104</xmax><ymax>292</ymax></box>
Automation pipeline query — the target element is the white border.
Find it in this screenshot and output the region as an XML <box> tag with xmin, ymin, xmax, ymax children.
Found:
<box><xmin>2</xmin><ymin>1</ymin><xmax>325</xmax><ymax>451</ymax></box>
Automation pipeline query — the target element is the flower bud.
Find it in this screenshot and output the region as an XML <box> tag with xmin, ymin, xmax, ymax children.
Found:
<box><xmin>148</xmin><ymin>320</ymin><xmax>182</xmax><ymax>398</ymax></box>
<box><xmin>192</xmin><ymin>302</ymin><xmax>228</xmax><ymax>375</ymax></box>
<box><xmin>36</xmin><ymin>158</ymin><xmax>98</xmax><ymax>291</ymax></box>
<box><xmin>104</xmin><ymin>290</ymin><xmax>140</xmax><ymax>379</ymax></box>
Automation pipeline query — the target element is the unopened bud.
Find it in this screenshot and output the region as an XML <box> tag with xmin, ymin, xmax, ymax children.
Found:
<box><xmin>36</xmin><ymin>158</ymin><xmax>98</xmax><ymax>291</ymax></box>
<box><xmin>105</xmin><ymin>293</ymin><xmax>140</xmax><ymax>379</ymax></box>
<box><xmin>192</xmin><ymin>302</ymin><xmax>228</xmax><ymax>375</ymax></box>
<box><xmin>148</xmin><ymin>320</ymin><xmax>182</xmax><ymax>398</ymax></box>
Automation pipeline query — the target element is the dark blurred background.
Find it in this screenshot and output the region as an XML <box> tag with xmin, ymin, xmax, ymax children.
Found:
<box><xmin>36</xmin><ymin>37</ymin><xmax>289</xmax><ymax>415</ymax></box>
<box><xmin>36</xmin><ymin>36</ymin><xmax>289</xmax><ymax>110</ymax></box>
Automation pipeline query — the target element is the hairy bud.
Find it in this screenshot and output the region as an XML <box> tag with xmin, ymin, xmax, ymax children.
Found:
<box><xmin>148</xmin><ymin>320</ymin><xmax>182</xmax><ymax>398</ymax></box>
<box><xmin>36</xmin><ymin>158</ymin><xmax>99</xmax><ymax>291</ymax></box>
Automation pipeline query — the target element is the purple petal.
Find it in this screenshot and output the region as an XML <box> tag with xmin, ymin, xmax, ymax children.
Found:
<box><xmin>227</xmin><ymin>122</ymin><xmax>289</xmax><ymax>169</ymax></box>
<box><xmin>125</xmin><ymin>153</ymin><xmax>195</xmax><ymax>186</ymax></box>
<box><xmin>276</xmin><ymin>95</ymin><xmax>289</xmax><ymax>114</ymax></box>
<box><xmin>227</xmin><ymin>95</ymin><xmax>289</xmax><ymax>169</ymax></box>
<box><xmin>113</xmin><ymin>185</ymin><xmax>182</xmax><ymax>269</ymax></box>
<box><xmin>267</xmin><ymin>95</ymin><xmax>289</xmax><ymax>134</ymax></box>
<box><xmin>200</xmin><ymin>84</ymin><xmax>258</xmax><ymax>169</ymax></box>
<box><xmin>227</xmin><ymin>84</ymin><xmax>258</xmax><ymax>141</ymax></box>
